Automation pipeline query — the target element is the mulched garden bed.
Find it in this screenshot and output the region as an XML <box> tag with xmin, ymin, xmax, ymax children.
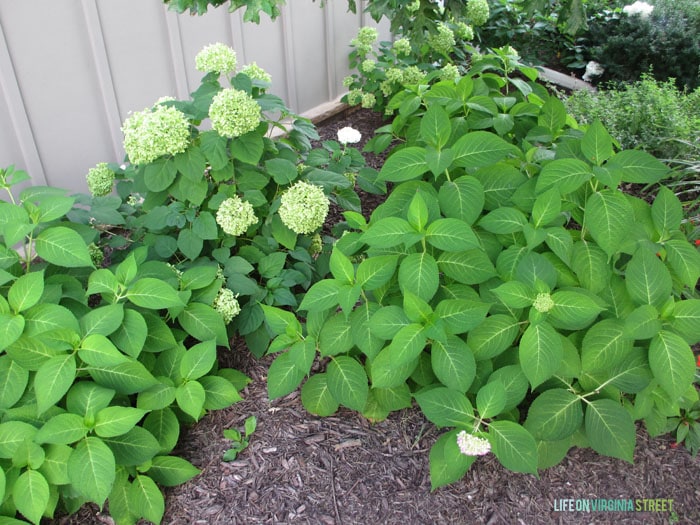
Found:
<box><xmin>55</xmin><ymin>108</ymin><xmax>700</xmax><ymax>525</ymax></box>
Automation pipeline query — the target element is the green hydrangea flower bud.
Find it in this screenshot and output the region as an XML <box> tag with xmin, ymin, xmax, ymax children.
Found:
<box><xmin>361</xmin><ymin>92</ymin><xmax>377</xmax><ymax>109</ymax></box>
<box><xmin>122</xmin><ymin>105</ymin><xmax>191</xmax><ymax>165</ymax></box>
<box><xmin>361</xmin><ymin>59</ymin><xmax>376</xmax><ymax>73</ymax></box>
<box><xmin>439</xmin><ymin>64</ymin><xmax>460</xmax><ymax>82</ymax></box>
<box><xmin>533</xmin><ymin>292</ymin><xmax>555</xmax><ymax>313</ymax></box>
<box><xmin>213</xmin><ymin>288</ymin><xmax>241</xmax><ymax>324</ymax></box>
<box><xmin>467</xmin><ymin>0</ymin><xmax>490</xmax><ymax>26</ymax></box>
<box><xmin>356</xmin><ymin>27</ymin><xmax>378</xmax><ymax>46</ymax></box>
<box><xmin>195</xmin><ymin>43</ymin><xmax>237</xmax><ymax>74</ymax></box>
<box><xmin>342</xmin><ymin>76</ymin><xmax>355</xmax><ymax>87</ymax></box>
<box><xmin>392</xmin><ymin>38</ymin><xmax>412</xmax><ymax>56</ymax></box>
<box><xmin>455</xmin><ymin>21</ymin><xmax>475</xmax><ymax>41</ymax></box>
<box><xmin>279</xmin><ymin>181</ymin><xmax>329</xmax><ymax>234</ymax></box>
<box><xmin>380</xmin><ymin>80</ymin><xmax>394</xmax><ymax>97</ymax></box>
<box><xmin>347</xmin><ymin>89</ymin><xmax>363</xmax><ymax>106</ymax></box>
<box><xmin>210</xmin><ymin>88</ymin><xmax>262</xmax><ymax>139</ymax></box>
<box><xmin>407</xmin><ymin>0</ymin><xmax>420</xmax><ymax>13</ymax></box>
<box><xmin>427</xmin><ymin>23</ymin><xmax>456</xmax><ymax>55</ymax></box>
<box><xmin>86</xmin><ymin>163</ymin><xmax>115</xmax><ymax>197</ymax></box>
<box><xmin>241</xmin><ymin>62</ymin><xmax>271</xmax><ymax>83</ymax></box>
<box><xmin>308</xmin><ymin>233</ymin><xmax>323</xmax><ymax>256</ymax></box>
<box><xmin>402</xmin><ymin>66</ymin><xmax>425</xmax><ymax>85</ymax></box>
<box><xmin>386</xmin><ymin>67</ymin><xmax>404</xmax><ymax>84</ymax></box>
<box><xmin>216</xmin><ymin>196</ymin><xmax>258</xmax><ymax>236</ymax></box>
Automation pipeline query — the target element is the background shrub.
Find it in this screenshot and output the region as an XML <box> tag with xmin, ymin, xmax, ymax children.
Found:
<box><xmin>565</xmin><ymin>74</ymin><xmax>700</xmax><ymax>160</ymax></box>
<box><xmin>583</xmin><ymin>0</ymin><xmax>700</xmax><ymax>90</ymax></box>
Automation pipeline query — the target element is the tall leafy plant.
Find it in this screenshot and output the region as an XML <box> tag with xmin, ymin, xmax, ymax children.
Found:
<box><xmin>79</xmin><ymin>44</ymin><xmax>381</xmax><ymax>358</ymax></box>
<box><xmin>0</xmin><ymin>167</ymin><xmax>249</xmax><ymax>524</ymax></box>
<box><xmin>263</xmin><ymin>64</ymin><xmax>700</xmax><ymax>487</ymax></box>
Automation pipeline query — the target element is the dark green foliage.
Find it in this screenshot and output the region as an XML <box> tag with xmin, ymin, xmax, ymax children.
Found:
<box><xmin>584</xmin><ymin>0</ymin><xmax>700</xmax><ymax>90</ymax></box>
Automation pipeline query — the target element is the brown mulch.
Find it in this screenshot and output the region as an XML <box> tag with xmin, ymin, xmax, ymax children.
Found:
<box><xmin>55</xmin><ymin>109</ymin><xmax>700</xmax><ymax>525</ymax></box>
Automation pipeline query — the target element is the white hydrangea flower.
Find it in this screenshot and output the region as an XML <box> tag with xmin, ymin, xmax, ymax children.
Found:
<box><xmin>279</xmin><ymin>181</ymin><xmax>329</xmax><ymax>234</ymax></box>
<box><xmin>86</xmin><ymin>163</ymin><xmax>115</xmax><ymax>197</ymax></box>
<box><xmin>337</xmin><ymin>126</ymin><xmax>362</xmax><ymax>145</ymax></box>
<box><xmin>122</xmin><ymin>105</ymin><xmax>191</xmax><ymax>165</ymax></box>
<box><xmin>623</xmin><ymin>1</ymin><xmax>654</xmax><ymax>19</ymax></box>
<box><xmin>582</xmin><ymin>60</ymin><xmax>605</xmax><ymax>81</ymax></box>
<box><xmin>216</xmin><ymin>196</ymin><xmax>258</xmax><ymax>236</ymax></box>
<box><xmin>154</xmin><ymin>96</ymin><xmax>176</xmax><ymax>105</ymax></box>
<box><xmin>209</xmin><ymin>88</ymin><xmax>262</xmax><ymax>139</ymax></box>
<box><xmin>241</xmin><ymin>62</ymin><xmax>272</xmax><ymax>83</ymax></box>
<box><xmin>456</xmin><ymin>431</ymin><xmax>491</xmax><ymax>456</ymax></box>
<box><xmin>213</xmin><ymin>287</ymin><xmax>241</xmax><ymax>324</ymax></box>
<box><xmin>195</xmin><ymin>43</ymin><xmax>238</xmax><ymax>74</ymax></box>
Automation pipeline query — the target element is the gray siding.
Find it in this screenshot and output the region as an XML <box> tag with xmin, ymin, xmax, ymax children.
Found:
<box><xmin>0</xmin><ymin>0</ymin><xmax>388</xmax><ymax>193</ymax></box>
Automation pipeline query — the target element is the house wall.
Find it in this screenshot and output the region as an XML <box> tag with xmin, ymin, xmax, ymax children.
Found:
<box><xmin>0</xmin><ymin>0</ymin><xmax>388</xmax><ymax>193</ymax></box>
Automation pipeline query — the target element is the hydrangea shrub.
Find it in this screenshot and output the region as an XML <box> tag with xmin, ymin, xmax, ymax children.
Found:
<box><xmin>82</xmin><ymin>43</ymin><xmax>382</xmax><ymax>360</ymax></box>
<box><xmin>0</xmin><ymin>167</ymin><xmax>250</xmax><ymax>524</ymax></box>
<box><xmin>264</xmin><ymin>58</ymin><xmax>700</xmax><ymax>488</ymax></box>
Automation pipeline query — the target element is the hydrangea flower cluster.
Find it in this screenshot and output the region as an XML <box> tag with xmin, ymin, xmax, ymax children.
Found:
<box><xmin>402</xmin><ymin>66</ymin><xmax>425</xmax><ymax>85</ymax></box>
<box><xmin>455</xmin><ymin>21</ymin><xmax>475</xmax><ymax>41</ymax></box>
<box><xmin>241</xmin><ymin>62</ymin><xmax>272</xmax><ymax>83</ymax></box>
<box><xmin>361</xmin><ymin>59</ymin><xmax>376</xmax><ymax>73</ymax></box>
<box><xmin>361</xmin><ymin>92</ymin><xmax>377</xmax><ymax>109</ymax></box>
<box><xmin>154</xmin><ymin>96</ymin><xmax>176</xmax><ymax>105</ymax></box>
<box><xmin>380</xmin><ymin>81</ymin><xmax>394</xmax><ymax>97</ymax></box>
<box><xmin>392</xmin><ymin>38</ymin><xmax>412</xmax><ymax>56</ymax></box>
<box><xmin>195</xmin><ymin>42</ymin><xmax>238</xmax><ymax>74</ymax></box>
<box><xmin>86</xmin><ymin>162</ymin><xmax>115</xmax><ymax>197</ymax></box>
<box><xmin>209</xmin><ymin>88</ymin><xmax>261</xmax><ymax>138</ymax></box>
<box><xmin>279</xmin><ymin>181</ymin><xmax>329</xmax><ymax>234</ymax></box>
<box><xmin>346</xmin><ymin>89</ymin><xmax>363</xmax><ymax>106</ymax></box>
<box><xmin>456</xmin><ymin>431</ymin><xmax>491</xmax><ymax>456</ymax></box>
<box><xmin>122</xmin><ymin>105</ymin><xmax>191</xmax><ymax>165</ymax></box>
<box><xmin>466</xmin><ymin>0</ymin><xmax>490</xmax><ymax>26</ymax></box>
<box><xmin>623</xmin><ymin>1</ymin><xmax>654</xmax><ymax>19</ymax></box>
<box><xmin>582</xmin><ymin>61</ymin><xmax>605</xmax><ymax>82</ymax></box>
<box><xmin>439</xmin><ymin>64</ymin><xmax>460</xmax><ymax>82</ymax></box>
<box><xmin>386</xmin><ymin>67</ymin><xmax>404</xmax><ymax>84</ymax></box>
<box><xmin>351</xmin><ymin>26</ymin><xmax>378</xmax><ymax>55</ymax></box>
<box><xmin>427</xmin><ymin>23</ymin><xmax>455</xmax><ymax>55</ymax></box>
<box><xmin>213</xmin><ymin>287</ymin><xmax>241</xmax><ymax>324</ymax></box>
<box><xmin>337</xmin><ymin>126</ymin><xmax>362</xmax><ymax>145</ymax></box>
<box><xmin>216</xmin><ymin>195</ymin><xmax>258</xmax><ymax>236</ymax></box>
<box><xmin>342</xmin><ymin>76</ymin><xmax>355</xmax><ymax>88</ymax></box>
<box><xmin>533</xmin><ymin>292</ymin><xmax>555</xmax><ymax>313</ymax></box>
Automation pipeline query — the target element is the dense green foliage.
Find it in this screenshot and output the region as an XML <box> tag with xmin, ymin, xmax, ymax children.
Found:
<box><xmin>583</xmin><ymin>0</ymin><xmax>700</xmax><ymax>90</ymax></box>
<box><xmin>0</xmin><ymin>167</ymin><xmax>250</xmax><ymax>524</ymax></box>
<box><xmin>163</xmin><ymin>0</ymin><xmax>588</xmax><ymax>41</ymax></box>
<box><xmin>264</xmin><ymin>55</ymin><xmax>700</xmax><ymax>487</ymax></box>
<box><xmin>565</xmin><ymin>75</ymin><xmax>700</xmax><ymax>160</ymax></box>
<box><xmin>2</xmin><ymin>1</ymin><xmax>700</xmax><ymax>522</ymax></box>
